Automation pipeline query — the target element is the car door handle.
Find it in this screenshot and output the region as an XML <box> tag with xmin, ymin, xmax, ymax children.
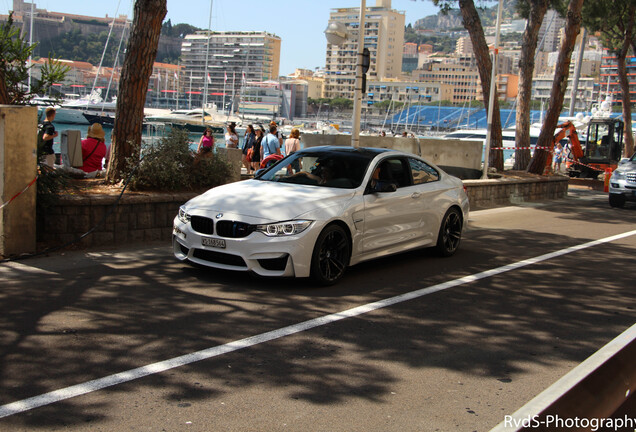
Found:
<box><xmin>411</xmin><ymin>192</ymin><xmax>421</xmax><ymax>199</ymax></box>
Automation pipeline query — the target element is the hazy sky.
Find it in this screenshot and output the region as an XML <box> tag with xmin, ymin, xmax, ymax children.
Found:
<box><xmin>4</xmin><ymin>0</ymin><xmax>440</xmax><ymax>75</ymax></box>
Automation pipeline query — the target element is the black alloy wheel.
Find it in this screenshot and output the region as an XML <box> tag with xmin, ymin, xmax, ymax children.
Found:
<box><xmin>609</xmin><ymin>194</ymin><xmax>625</xmax><ymax>208</ymax></box>
<box><xmin>311</xmin><ymin>224</ymin><xmax>350</xmax><ymax>285</ymax></box>
<box><xmin>435</xmin><ymin>207</ymin><xmax>462</xmax><ymax>257</ymax></box>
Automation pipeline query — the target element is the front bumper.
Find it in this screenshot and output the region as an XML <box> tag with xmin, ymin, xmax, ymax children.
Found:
<box><xmin>172</xmin><ymin>216</ymin><xmax>321</xmax><ymax>278</ymax></box>
<box><xmin>609</xmin><ymin>177</ymin><xmax>636</xmax><ymax>202</ymax></box>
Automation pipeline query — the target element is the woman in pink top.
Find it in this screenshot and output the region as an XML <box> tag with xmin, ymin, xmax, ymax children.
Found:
<box><xmin>197</xmin><ymin>127</ymin><xmax>215</xmax><ymax>155</ymax></box>
<box><xmin>81</xmin><ymin>123</ymin><xmax>108</xmax><ymax>173</ymax></box>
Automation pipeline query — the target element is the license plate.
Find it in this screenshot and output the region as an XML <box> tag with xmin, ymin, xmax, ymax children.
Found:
<box><xmin>202</xmin><ymin>237</ymin><xmax>226</xmax><ymax>248</ymax></box>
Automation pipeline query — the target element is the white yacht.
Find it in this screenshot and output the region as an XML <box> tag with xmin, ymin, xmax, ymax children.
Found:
<box><xmin>144</xmin><ymin>107</ymin><xmax>239</xmax><ymax>134</ymax></box>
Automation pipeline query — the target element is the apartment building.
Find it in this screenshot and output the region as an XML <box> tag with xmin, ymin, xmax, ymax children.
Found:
<box><xmin>531</xmin><ymin>76</ymin><xmax>596</xmax><ymax>111</ymax></box>
<box><xmin>180</xmin><ymin>31</ymin><xmax>281</xmax><ymax>108</ymax></box>
<box><xmin>29</xmin><ymin>58</ymin><xmax>119</xmax><ymax>98</ymax></box>
<box><xmin>324</xmin><ymin>0</ymin><xmax>405</xmax><ymax>99</ymax></box>
<box><xmin>365</xmin><ymin>80</ymin><xmax>449</xmax><ymax>105</ymax></box>
<box><xmin>537</xmin><ymin>9</ymin><xmax>566</xmax><ymax>52</ymax></box>
<box><xmin>599</xmin><ymin>54</ymin><xmax>636</xmax><ymax>108</ymax></box>
<box><xmin>413</xmin><ymin>56</ymin><xmax>516</xmax><ymax>104</ymax></box>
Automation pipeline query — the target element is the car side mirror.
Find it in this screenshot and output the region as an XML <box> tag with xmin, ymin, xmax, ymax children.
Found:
<box><xmin>618</xmin><ymin>158</ymin><xmax>629</xmax><ymax>166</ymax></box>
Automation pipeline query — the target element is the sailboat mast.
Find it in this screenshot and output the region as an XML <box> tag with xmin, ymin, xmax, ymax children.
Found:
<box><xmin>89</xmin><ymin>0</ymin><xmax>123</xmax><ymax>108</ymax></box>
<box><xmin>202</xmin><ymin>0</ymin><xmax>213</xmax><ymax>124</ymax></box>
<box><xmin>27</xmin><ymin>0</ymin><xmax>34</xmax><ymax>93</ymax></box>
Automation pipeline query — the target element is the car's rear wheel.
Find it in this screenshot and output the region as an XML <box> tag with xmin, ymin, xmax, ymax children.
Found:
<box><xmin>310</xmin><ymin>224</ymin><xmax>350</xmax><ymax>285</ymax></box>
<box><xmin>609</xmin><ymin>193</ymin><xmax>625</xmax><ymax>208</ymax></box>
<box><xmin>435</xmin><ymin>207</ymin><xmax>462</xmax><ymax>257</ymax></box>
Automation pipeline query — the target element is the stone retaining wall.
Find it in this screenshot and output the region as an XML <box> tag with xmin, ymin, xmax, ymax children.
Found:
<box><xmin>38</xmin><ymin>176</ymin><xmax>569</xmax><ymax>250</ymax></box>
<box><xmin>464</xmin><ymin>175</ymin><xmax>569</xmax><ymax>210</ymax></box>
<box><xmin>39</xmin><ymin>192</ymin><xmax>198</xmax><ymax>248</ymax></box>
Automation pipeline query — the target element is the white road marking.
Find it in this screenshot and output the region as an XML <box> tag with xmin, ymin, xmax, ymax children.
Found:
<box><xmin>1</xmin><ymin>229</ymin><xmax>636</xmax><ymax>419</ymax></box>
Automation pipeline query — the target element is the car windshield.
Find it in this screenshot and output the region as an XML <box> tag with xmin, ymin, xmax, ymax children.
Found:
<box><xmin>256</xmin><ymin>149</ymin><xmax>376</xmax><ymax>189</ymax></box>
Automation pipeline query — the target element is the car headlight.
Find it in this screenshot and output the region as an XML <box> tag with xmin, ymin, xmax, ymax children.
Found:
<box><xmin>256</xmin><ymin>220</ymin><xmax>313</xmax><ymax>237</ymax></box>
<box><xmin>611</xmin><ymin>170</ymin><xmax>625</xmax><ymax>181</ymax></box>
<box><xmin>177</xmin><ymin>206</ymin><xmax>191</xmax><ymax>224</ymax></box>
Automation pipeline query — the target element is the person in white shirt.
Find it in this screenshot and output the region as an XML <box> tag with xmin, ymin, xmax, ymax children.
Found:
<box><xmin>225</xmin><ymin>122</ymin><xmax>239</xmax><ymax>149</ymax></box>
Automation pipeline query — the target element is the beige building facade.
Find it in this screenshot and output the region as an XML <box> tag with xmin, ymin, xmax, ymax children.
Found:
<box><xmin>324</xmin><ymin>0</ymin><xmax>405</xmax><ymax>99</ymax></box>
<box><xmin>180</xmin><ymin>31</ymin><xmax>281</xmax><ymax>106</ymax></box>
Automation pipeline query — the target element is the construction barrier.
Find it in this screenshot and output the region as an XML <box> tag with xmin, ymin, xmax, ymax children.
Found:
<box><xmin>0</xmin><ymin>176</ymin><xmax>37</xmax><ymax>210</ymax></box>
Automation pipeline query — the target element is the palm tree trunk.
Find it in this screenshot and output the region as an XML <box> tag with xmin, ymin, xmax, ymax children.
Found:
<box><xmin>458</xmin><ymin>0</ymin><xmax>503</xmax><ymax>171</ymax></box>
<box><xmin>528</xmin><ymin>0</ymin><xmax>584</xmax><ymax>174</ymax></box>
<box><xmin>513</xmin><ymin>0</ymin><xmax>550</xmax><ymax>170</ymax></box>
<box><xmin>107</xmin><ymin>0</ymin><xmax>167</xmax><ymax>182</ymax></box>
<box><xmin>0</xmin><ymin>69</ymin><xmax>8</xmax><ymax>105</ymax></box>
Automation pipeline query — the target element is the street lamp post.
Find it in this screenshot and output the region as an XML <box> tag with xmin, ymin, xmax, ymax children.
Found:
<box><xmin>324</xmin><ymin>0</ymin><xmax>366</xmax><ymax>148</ymax></box>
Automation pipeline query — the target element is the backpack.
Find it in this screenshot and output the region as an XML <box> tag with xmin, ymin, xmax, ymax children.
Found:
<box><xmin>36</xmin><ymin>122</ymin><xmax>47</xmax><ymax>157</ymax></box>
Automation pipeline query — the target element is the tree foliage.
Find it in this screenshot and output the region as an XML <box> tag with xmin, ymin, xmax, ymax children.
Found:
<box><xmin>0</xmin><ymin>13</ymin><xmax>68</xmax><ymax>105</ymax></box>
<box><xmin>36</xmin><ymin>29</ymin><xmax>124</xmax><ymax>66</ymax></box>
<box><xmin>161</xmin><ymin>19</ymin><xmax>201</xmax><ymax>38</ymax></box>
<box><xmin>307</xmin><ymin>97</ymin><xmax>353</xmax><ymax>112</ymax></box>
<box><xmin>582</xmin><ymin>0</ymin><xmax>635</xmax><ymax>157</ymax></box>
<box><xmin>404</xmin><ymin>26</ymin><xmax>457</xmax><ymax>53</ymax></box>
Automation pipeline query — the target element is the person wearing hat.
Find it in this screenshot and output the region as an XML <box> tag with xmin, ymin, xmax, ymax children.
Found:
<box><xmin>81</xmin><ymin>123</ymin><xmax>109</xmax><ymax>174</ymax></box>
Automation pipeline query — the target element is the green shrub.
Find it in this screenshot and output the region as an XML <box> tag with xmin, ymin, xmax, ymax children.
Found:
<box><xmin>125</xmin><ymin>128</ymin><xmax>232</xmax><ymax>191</ymax></box>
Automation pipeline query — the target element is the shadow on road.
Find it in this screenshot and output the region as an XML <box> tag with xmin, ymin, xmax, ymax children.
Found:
<box><xmin>0</xmin><ymin>197</ymin><xmax>634</xmax><ymax>428</ymax></box>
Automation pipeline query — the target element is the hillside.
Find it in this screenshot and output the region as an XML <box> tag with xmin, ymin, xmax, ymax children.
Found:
<box><xmin>414</xmin><ymin>0</ymin><xmax>519</xmax><ymax>31</ymax></box>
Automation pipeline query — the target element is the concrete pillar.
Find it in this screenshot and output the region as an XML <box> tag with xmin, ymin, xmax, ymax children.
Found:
<box><xmin>0</xmin><ymin>105</ymin><xmax>38</xmax><ymax>257</ymax></box>
<box><xmin>216</xmin><ymin>147</ymin><xmax>243</xmax><ymax>183</ymax></box>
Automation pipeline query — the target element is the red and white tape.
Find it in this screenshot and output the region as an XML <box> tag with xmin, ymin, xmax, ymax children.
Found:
<box><xmin>0</xmin><ymin>177</ymin><xmax>38</xmax><ymax>210</ymax></box>
<box><xmin>490</xmin><ymin>146</ymin><xmax>552</xmax><ymax>150</ymax></box>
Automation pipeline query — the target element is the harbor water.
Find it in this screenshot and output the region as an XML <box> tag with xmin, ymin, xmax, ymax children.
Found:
<box><xmin>50</xmin><ymin>122</ymin><xmax>238</xmax><ymax>155</ymax></box>
<box><xmin>50</xmin><ymin>122</ymin><xmax>518</xmax><ymax>165</ymax></box>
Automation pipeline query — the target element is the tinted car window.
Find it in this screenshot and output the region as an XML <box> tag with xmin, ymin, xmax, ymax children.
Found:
<box><xmin>370</xmin><ymin>158</ymin><xmax>411</xmax><ymax>189</ymax></box>
<box><xmin>258</xmin><ymin>149</ymin><xmax>375</xmax><ymax>189</ymax></box>
<box><xmin>409</xmin><ymin>158</ymin><xmax>439</xmax><ymax>184</ymax></box>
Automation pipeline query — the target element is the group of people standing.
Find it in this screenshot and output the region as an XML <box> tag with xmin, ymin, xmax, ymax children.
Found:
<box><xmin>197</xmin><ymin>120</ymin><xmax>302</xmax><ymax>175</ymax></box>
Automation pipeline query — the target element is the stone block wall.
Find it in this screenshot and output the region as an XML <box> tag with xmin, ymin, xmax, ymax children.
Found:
<box><xmin>36</xmin><ymin>176</ymin><xmax>569</xmax><ymax>251</ymax></box>
<box><xmin>464</xmin><ymin>176</ymin><xmax>569</xmax><ymax>210</ymax></box>
<box><xmin>38</xmin><ymin>192</ymin><xmax>198</xmax><ymax>249</ymax></box>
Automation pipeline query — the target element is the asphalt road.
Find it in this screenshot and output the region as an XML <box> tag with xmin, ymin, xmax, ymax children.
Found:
<box><xmin>1</xmin><ymin>188</ymin><xmax>635</xmax><ymax>432</ymax></box>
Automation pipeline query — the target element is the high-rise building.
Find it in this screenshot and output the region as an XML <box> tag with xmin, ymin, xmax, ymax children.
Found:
<box><xmin>324</xmin><ymin>0</ymin><xmax>405</xmax><ymax>100</ymax></box>
<box><xmin>599</xmin><ymin>53</ymin><xmax>636</xmax><ymax>108</ymax></box>
<box><xmin>180</xmin><ymin>31</ymin><xmax>281</xmax><ymax>108</ymax></box>
<box><xmin>537</xmin><ymin>9</ymin><xmax>565</xmax><ymax>52</ymax></box>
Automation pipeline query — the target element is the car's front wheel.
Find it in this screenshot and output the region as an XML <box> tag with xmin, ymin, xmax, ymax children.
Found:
<box><xmin>435</xmin><ymin>207</ymin><xmax>462</xmax><ymax>257</ymax></box>
<box><xmin>310</xmin><ymin>224</ymin><xmax>350</xmax><ymax>285</ymax></box>
<box><xmin>609</xmin><ymin>193</ymin><xmax>625</xmax><ymax>208</ymax></box>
